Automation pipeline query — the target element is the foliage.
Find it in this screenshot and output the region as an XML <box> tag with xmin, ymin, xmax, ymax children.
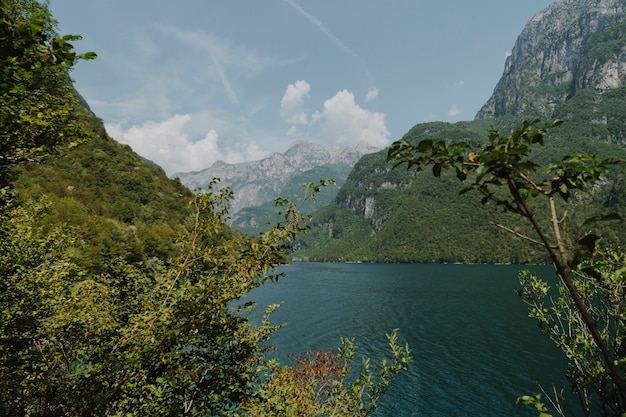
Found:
<box><xmin>0</xmin><ymin>182</ymin><xmax>296</xmax><ymax>416</ymax></box>
<box><xmin>387</xmin><ymin>119</ymin><xmax>626</xmax><ymax>415</ymax></box>
<box><xmin>13</xmin><ymin>132</ymin><xmax>195</xmax><ymax>273</ymax></box>
<box><xmin>554</xmin><ymin>86</ymin><xmax>626</xmax><ymax>147</ymax></box>
<box><xmin>0</xmin><ymin>180</ymin><xmax>412</xmax><ymax>416</ymax></box>
<box><xmin>297</xmin><ymin>118</ymin><xmax>626</xmax><ymax>263</ymax></box>
<box><xmin>0</xmin><ymin>0</ymin><xmax>96</xmax><ymax>185</ymax></box>
<box><xmin>1</xmin><ymin>2</ymin><xmax>410</xmax><ymax>415</ymax></box>
<box><xmin>518</xmin><ymin>249</ymin><xmax>626</xmax><ymax>416</ymax></box>
<box><xmin>516</xmin><ymin>394</ymin><xmax>553</xmax><ymax>417</ymax></box>
<box><xmin>241</xmin><ymin>330</ymin><xmax>411</xmax><ymax>417</ymax></box>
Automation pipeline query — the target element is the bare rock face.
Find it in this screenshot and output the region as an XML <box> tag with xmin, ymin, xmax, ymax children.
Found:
<box><xmin>477</xmin><ymin>0</ymin><xmax>626</xmax><ymax>119</ymax></box>
<box><xmin>172</xmin><ymin>141</ymin><xmax>378</xmax><ymax>214</ymax></box>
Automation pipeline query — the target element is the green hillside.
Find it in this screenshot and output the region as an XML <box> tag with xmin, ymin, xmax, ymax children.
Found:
<box><xmin>294</xmin><ymin>0</ymin><xmax>626</xmax><ymax>265</ymax></box>
<box><xmin>5</xmin><ymin>75</ymin><xmax>195</xmax><ymax>273</ymax></box>
<box><xmin>295</xmin><ymin>109</ymin><xmax>626</xmax><ymax>263</ymax></box>
<box><xmin>13</xmin><ymin>117</ymin><xmax>194</xmax><ymax>271</ymax></box>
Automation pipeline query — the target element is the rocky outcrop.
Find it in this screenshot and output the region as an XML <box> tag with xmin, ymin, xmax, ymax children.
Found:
<box><xmin>296</xmin><ymin>0</ymin><xmax>626</xmax><ymax>263</ymax></box>
<box><xmin>477</xmin><ymin>0</ymin><xmax>626</xmax><ymax>119</ymax></box>
<box><xmin>172</xmin><ymin>141</ymin><xmax>378</xmax><ymax>214</ymax></box>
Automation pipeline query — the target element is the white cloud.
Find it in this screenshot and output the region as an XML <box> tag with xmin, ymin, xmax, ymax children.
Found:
<box><xmin>317</xmin><ymin>89</ymin><xmax>389</xmax><ymax>148</ymax></box>
<box><xmin>447</xmin><ymin>104</ymin><xmax>462</xmax><ymax>117</ymax></box>
<box><xmin>365</xmin><ymin>88</ymin><xmax>379</xmax><ymax>102</ymax></box>
<box><xmin>243</xmin><ymin>141</ymin><xmax>267</xmax><ymax>162</ymax></box>
<box><xmin>287</xmin><ymin>125</ymin><xmax>299</xmax><ymax>137</ymax></box>
<box><xmin>105</xmin><ymin>114</ymin><xmax>263</xmax><ymax>175</ymax></box>
<box><xmin>457</xmin><ymin>80</ymin><xmax>465</xmax><ymax>88</ymax></box>
<box><xmin>280</xmin><ymin>80</ymin><xmax>311</xmax><ymax>125</ymax></box>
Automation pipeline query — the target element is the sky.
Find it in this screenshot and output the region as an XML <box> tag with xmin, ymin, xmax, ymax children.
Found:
<box><xmin>50</xmin><ymin>0</ymin><xmax>555</xmax><ymax>175</ymax></box>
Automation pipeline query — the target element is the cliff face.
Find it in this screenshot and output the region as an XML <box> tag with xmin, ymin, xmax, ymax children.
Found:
<box><xmin>477</xmin><ymin>0</ymin><xmax>626</xmax><ymax>119</ymax></box>
<box><xmin>173</xmin><ymin>141</ymin><xmax>378</xmax><ymax>214</ymax></box>
<box><xmin>296</xmin><ymin>0</ymin><xmax>626</xmax><ymax>263</ymax></box>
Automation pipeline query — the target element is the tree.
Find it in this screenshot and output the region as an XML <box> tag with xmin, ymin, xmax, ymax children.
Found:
<box><xmin>0</xmin><ymin>180</ymin><xmax>299</xmax><ymax>416</ymax></box>
<box><xmin>0</xmin><ymin>0</ymin><xmax>96</xmax><ymax>186</ymax></box>
<box><xmin>241</xmin><ymin>331</ymin><xmax>411</xmax><ymax>417</ymax></box>
<box><xmin>517</xmin><ymin>249</ymin><xmax>626</xmax><ymax>416</ymax></box>
<box><xmin>388</xmin><ymin>119</ymin><xmax>626</xmax><ymax>415</ymax></box>
<box><xmin>0</xmin><ymin>2</ymin><xmax>411</xmax><ymax>413</ymax></box>
<box><xmin>0</xmin><ymin>179</ymin><xmax>411</xmax><ymax>416</ymax></box>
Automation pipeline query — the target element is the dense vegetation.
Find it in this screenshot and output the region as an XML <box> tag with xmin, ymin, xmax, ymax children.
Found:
<box><xmin>388</xmin><ymin>119</ymin><xmax>626</xmax><ymax>416</ymax></box>
<box><xmin>5</xmin><ymin>0</ymin><xmax>626</xmax><ymax>415</ymax></box>
<box><xmin>12</xmin><ymin>128</ymin><xmax>195</xmax><ymax>272</ymax></box>
<box><xmin>296</xmin><ymin>97</ymin><xmax>626</xmax><ymax>263</ymax></box>
<box><xmin>0</xmin><ymin>1</ymin><xmax>410</xmax><ymax>415</ymax></box>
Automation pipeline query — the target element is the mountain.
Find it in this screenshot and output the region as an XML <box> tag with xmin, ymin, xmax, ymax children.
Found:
<box><xmin>173</xmin><ymin>141</ymin><xmax>379</xmax><ymax>231</ymax></box>
<box><xmin>295</xmin><ymin>0</ymin><xmax>626</xmax><ymax>263</ymax></box>
<box><xmin>477</xmin><ymin>0</ymin><xmax>626</xmax><ymax>119</ymax></box>
<box><xmin>228</xmin><ymin>162</ymin><xmax>353</xmax><ymax>235</ymax></box>
<box><xmin>13</xmin><ymin>98</ymin><xmax>194</xmax><ymax>272</ymax></box>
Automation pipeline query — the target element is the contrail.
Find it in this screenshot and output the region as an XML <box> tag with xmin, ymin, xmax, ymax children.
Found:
<box><xmin>207</xmin><ymin>44</ymin><xmax>240</xmax><ymax>107</ymax></box>
<box><xmin>163</xmin><ymin>25</ymin><xmax>241</xmax><ymax>107</ymax></box>
<box><xmin>282</xmin><ymin>0</ymin><xmax>375</xmax><ymax>87</ymax></box>
<box><xmin>282</xmin><ymin>0</ymin><xmax>358</xmax><ymax>58</ymax></box>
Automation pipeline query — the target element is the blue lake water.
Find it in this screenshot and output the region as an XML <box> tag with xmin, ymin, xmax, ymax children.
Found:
<box><xmin>243</xmin><ymin>262</ymin><xmax>570</xmax><ymax>416</ymax></box>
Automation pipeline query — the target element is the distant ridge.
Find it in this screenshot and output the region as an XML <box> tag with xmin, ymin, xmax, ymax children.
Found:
<box><xmin>173</xmin><ymin>140</ymin><xmax>378</xmax><ymax>214</ymax></box>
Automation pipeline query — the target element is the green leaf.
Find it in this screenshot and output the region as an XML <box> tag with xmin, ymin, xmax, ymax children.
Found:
<box><xmin>582</xmin><ymin>212</ymin><xmax>622</xmax><ymax>226</ymax></box>
<box><xmin>578</xmin><ymin>233</ymin><xmax>600</xmax><ymax>253</ymax></box>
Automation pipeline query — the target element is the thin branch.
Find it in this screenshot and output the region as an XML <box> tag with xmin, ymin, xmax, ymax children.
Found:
<box><xmin>549</xmin><ymin>195</ymin><xmax>569</xmax><ymax>266</ymax></box>
<box><xmin>491</xmin><ymin>222</ymin><xmax>550</xmax><ymax>248</ymax></box>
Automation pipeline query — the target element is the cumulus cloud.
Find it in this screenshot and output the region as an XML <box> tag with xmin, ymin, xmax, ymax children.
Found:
<box><xmin>280</xmin><ymin>80</ymin><xmax>311</xmax><ymax>125</ymax></box>
<box><xmin>447</xmin><ymin>104</ymin><xmax>462</xmax><ymax>117</ymax></box>
<box><xmin>286</xmin><ymin>125</ymin><xmax>299</xmax><ymax>137</ymax></box>
<box><xmin>105</xmin><ymin>114</ymin><xmax>263</xmax><ymax>175</ymax></box>
<box><xmin>317</xmin><ymin>89</ymin><xmax>389</xmax><ymax>148</ymax></box>
<box><xmin>365</xmin><ymin>88</ymin><xmax>379</xmax><ymax>102</ymax></box>
<box><xmin>243</xmin><ymin>141</ymin><xmax>267</xmax><ymax>162</ymax></box>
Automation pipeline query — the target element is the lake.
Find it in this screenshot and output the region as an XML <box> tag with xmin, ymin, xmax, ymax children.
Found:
<box><xmin>243</xmin><ymin>262</ymin><xmax>570</xmax><ymax>416</ymax></box>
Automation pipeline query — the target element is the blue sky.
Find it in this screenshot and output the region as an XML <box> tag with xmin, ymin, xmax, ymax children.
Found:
<box><xmin>50</xmin><ymin>0</ymin><xmax>555</xmax><ymax>175</ymax></box>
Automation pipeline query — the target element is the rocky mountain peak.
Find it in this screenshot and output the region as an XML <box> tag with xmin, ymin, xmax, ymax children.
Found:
<box><xmin>282</xmin><ymin>141</ymin><xmax>332</xmax><ymax>171</ymax></box>
<box><xmin>477</xmin><ymin>0</ymin><xmax>626</xmax><ymax>119</ymax></box>
<box><xmin>173</xmin><ymin>141</ymin><xmax>378</xmax><ymax>214</ymax></box>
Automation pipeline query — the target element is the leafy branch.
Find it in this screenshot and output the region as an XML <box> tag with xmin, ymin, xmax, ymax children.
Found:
<box><xmin>388</xmin><ymin>119</ymin><xmax>626</xmax><ymax>409</ymax></box>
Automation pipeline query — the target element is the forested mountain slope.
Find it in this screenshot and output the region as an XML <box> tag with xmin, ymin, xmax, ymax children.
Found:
<box><xmin>295</xmin><ymin>0</ymin><xmax>626</xmax><ymax>263</ymax></box>
<box><xmin>12</xmin><ymin>96</ymin><xmax>194</xmax><ymax>271</ymax></box>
